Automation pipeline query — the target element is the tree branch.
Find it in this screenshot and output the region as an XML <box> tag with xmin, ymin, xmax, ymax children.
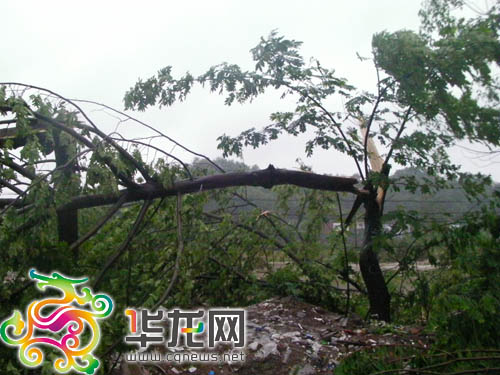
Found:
<box><xmin>1</xmin><ymin>82</ymin><xmax>153</xmax><ymax>183</ymax></box>
<box><xmin>283</xmin><ymin>81</ymin><xmax>365</xmax><ymax>180</ymax></box>
<box><xmin>69</xmin><ymin>97</ymin><xmax>226</xmax><ymax>174</ymax></box>
<box><xmin>69</xmin><ymin>193</ymin><xmax>129</xmax><ymax>251</ymax></box>
<box><xmin>31</xmin><ymin>113</ymin><xmax>140</xmax><ymax>190</ymax></box>
<box><xmin>0</xmin><ymin>158</ymin><xmax>37</xmax><ymax>181</ymax></box>
<box><xmin>93</xmin><ymin>199</ymin><xmax>152</xmax><ymax>289</ymax></box>
<box><xmin>152</xmin><ymin>193</ymin><xmax>183</xmax><ymax>310</ymax></box>
<box><xmin>336</xmin><ymin>192</ymin><xmax>351</xmax><ymax>313</ymax></box>
<box><xmin>0</xmin><ymin>177</ymin><xmax>23</xmax><ymax>195</ymax></box>
<box><xmin>58</xmin><ymin>165</ymin><xmax>359</xmax><ymax>212</ymax></box>
<box><xmin>383</xmin><ymin>106</ymin><xmax>413</xmax><ymax>170</ymax></box>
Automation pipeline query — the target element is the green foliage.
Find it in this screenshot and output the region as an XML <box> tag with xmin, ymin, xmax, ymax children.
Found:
<box><xmin>124</xmin><ymin>4</ymin><xmax>499</xmax><ymax>201</ymax></box>
<box><xmin>1</xmin><ymin>0</ymin><xmax>500</xmax><ymax>373</ymax></box>
<box><xmin>374</xmin><ymin>0</ymin><xmax>500</xmax><ymax>145</ymax></box>
<box><xmin>265</xmin><ymin>266</ymin><xmax>303</xmax><ymax>297</ymax></box>
<box><xmin>337</xmin><ymin>204</ymin><xmax>500</xmax><ymax>374</ymax></box>
<box><xmin>124</xmin><ymin>30</ymin><xmax>361</xmax><ymax>163</ymax></box>
<box><xmin>336</xmin><ymin>346</ymin><xmax>500</xmax><ymax>375</ymax></box>
<box><xmin>430</xmin><ymin>208</ymin><xmax>500</xmax><ymax>348</ymax></box>
<box><xmin>122</xmin><ymin>0</ymin><xmax>500</xmax><ymax>325</ymax></box>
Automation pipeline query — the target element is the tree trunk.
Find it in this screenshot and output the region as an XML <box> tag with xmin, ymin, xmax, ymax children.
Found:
<box><xmin>53</xmin><ymin>130</ymin><xmax>79</xmax><ymax>261</ymax></box>
<box><xmin>359</xmin><ymin>193</ymin><xmax>391</xmax><ymax>321</ymax></box>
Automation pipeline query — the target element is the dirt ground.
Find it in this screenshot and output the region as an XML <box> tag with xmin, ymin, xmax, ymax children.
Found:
<box><xmin>117</xmin><ymin>296</ymin><xmax>430</xmax><ymax>375</ymax></box>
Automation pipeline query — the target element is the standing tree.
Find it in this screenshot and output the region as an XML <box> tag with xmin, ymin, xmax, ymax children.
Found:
<box><xmin>123</xmin><ymin>0</ymin><xmax>500</xmax><ymax>321</ymax></box>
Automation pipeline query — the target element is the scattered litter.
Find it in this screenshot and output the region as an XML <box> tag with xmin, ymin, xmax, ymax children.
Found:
<box><xmin>297</xmin><ymin>363</ymin><xmax>316</xmax><ymax>375</ymax></box>
<box><xmin>113</xmin><ymin>296</ymin><xmax>430</xmax><ymax>375</ymax></box>
<box><xmin>282</xmin><ymin>346</ymin><xmax>291</xmax><ymax>363</ymax></box>
<box><xmin>255</xmin><ymin>341</ymin><xmax>279</xmax><ymax>360</ymax></box>
<box><xmin>248</xmin><ymin>341</ymin><xmax>260</xmax><ymax>351</ymax></box>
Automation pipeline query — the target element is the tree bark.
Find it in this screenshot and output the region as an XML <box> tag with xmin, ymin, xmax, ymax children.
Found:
<box><xmin>53</xmin><ymin>130</ymin><xmax>79</xmax><ymax>261</ymax></box>
<box><xmin>359</xmin><ymin>192</ymin><xmax>391</xmax><ymax>321</ymax></box>
<box><xmin>56</xmin><ymin>165</ymin><xmax>359</xmax><ymax>212</ymax></box>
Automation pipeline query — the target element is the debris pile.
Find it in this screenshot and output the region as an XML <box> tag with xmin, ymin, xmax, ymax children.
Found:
<box><xmin>117</xmin><ymin>296</ymin><xmax>429</xmax><ymax>374</ymax></box>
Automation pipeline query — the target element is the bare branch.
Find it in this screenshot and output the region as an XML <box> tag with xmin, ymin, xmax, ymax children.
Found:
<box><xmin>109</xmin><ymin>135</ymin><xmax>193</xmax><ymax>180</ymax></box>
<box><xmin>0</xmin><ymin>177</ymin><xmax>24</xmax><ymax>195</ymax></box>
<box><xmin>59</xmin><ymin>165</ymin><xmax>360</xmax><ymax>212</ymax></box>
<box><xmin>69</xmin><ymin>97</ymin><xmax>227</xmax><ymax>174</ymax></box>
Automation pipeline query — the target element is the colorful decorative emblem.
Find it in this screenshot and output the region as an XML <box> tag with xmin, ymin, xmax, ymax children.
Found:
<box><xmin>0</xmin><ymin>270</ymin><xmax>113</xmax><ymax>374</ymax></box>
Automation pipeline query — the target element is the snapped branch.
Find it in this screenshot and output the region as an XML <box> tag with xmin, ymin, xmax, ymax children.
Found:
<box><xmin>58</xmin><ymin>165</ymin><xmax>359</xmax><ymax>212</ymax></box>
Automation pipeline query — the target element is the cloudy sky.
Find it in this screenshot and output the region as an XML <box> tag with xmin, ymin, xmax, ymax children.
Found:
<box><xmin>2</xmin><ymin>0</ymin><xmax>497</xmax><ymax>180</ymax></box>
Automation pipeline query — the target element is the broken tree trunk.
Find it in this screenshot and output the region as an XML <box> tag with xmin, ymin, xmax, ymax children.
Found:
<box><xmin>360</xmin><ymin>191</ymin><xmax>391</xmax><ymax>321</ymax></box>
<box><xmin>358</xmin><ymin>119</ymin><xmax>392</xmax><ymax>321</ymax></box>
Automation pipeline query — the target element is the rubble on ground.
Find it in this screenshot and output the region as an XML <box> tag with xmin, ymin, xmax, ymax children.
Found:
<box><xmin>117</xmin><ymin>296</ymin><xmax>430</xmax><ymax>375</ymax></box>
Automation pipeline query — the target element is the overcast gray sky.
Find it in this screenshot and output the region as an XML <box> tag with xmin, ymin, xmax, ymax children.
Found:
<box><xmin>2</xmin><ymin>0</ymin><xmax>498</xmax><ymax>180</ymax></box>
